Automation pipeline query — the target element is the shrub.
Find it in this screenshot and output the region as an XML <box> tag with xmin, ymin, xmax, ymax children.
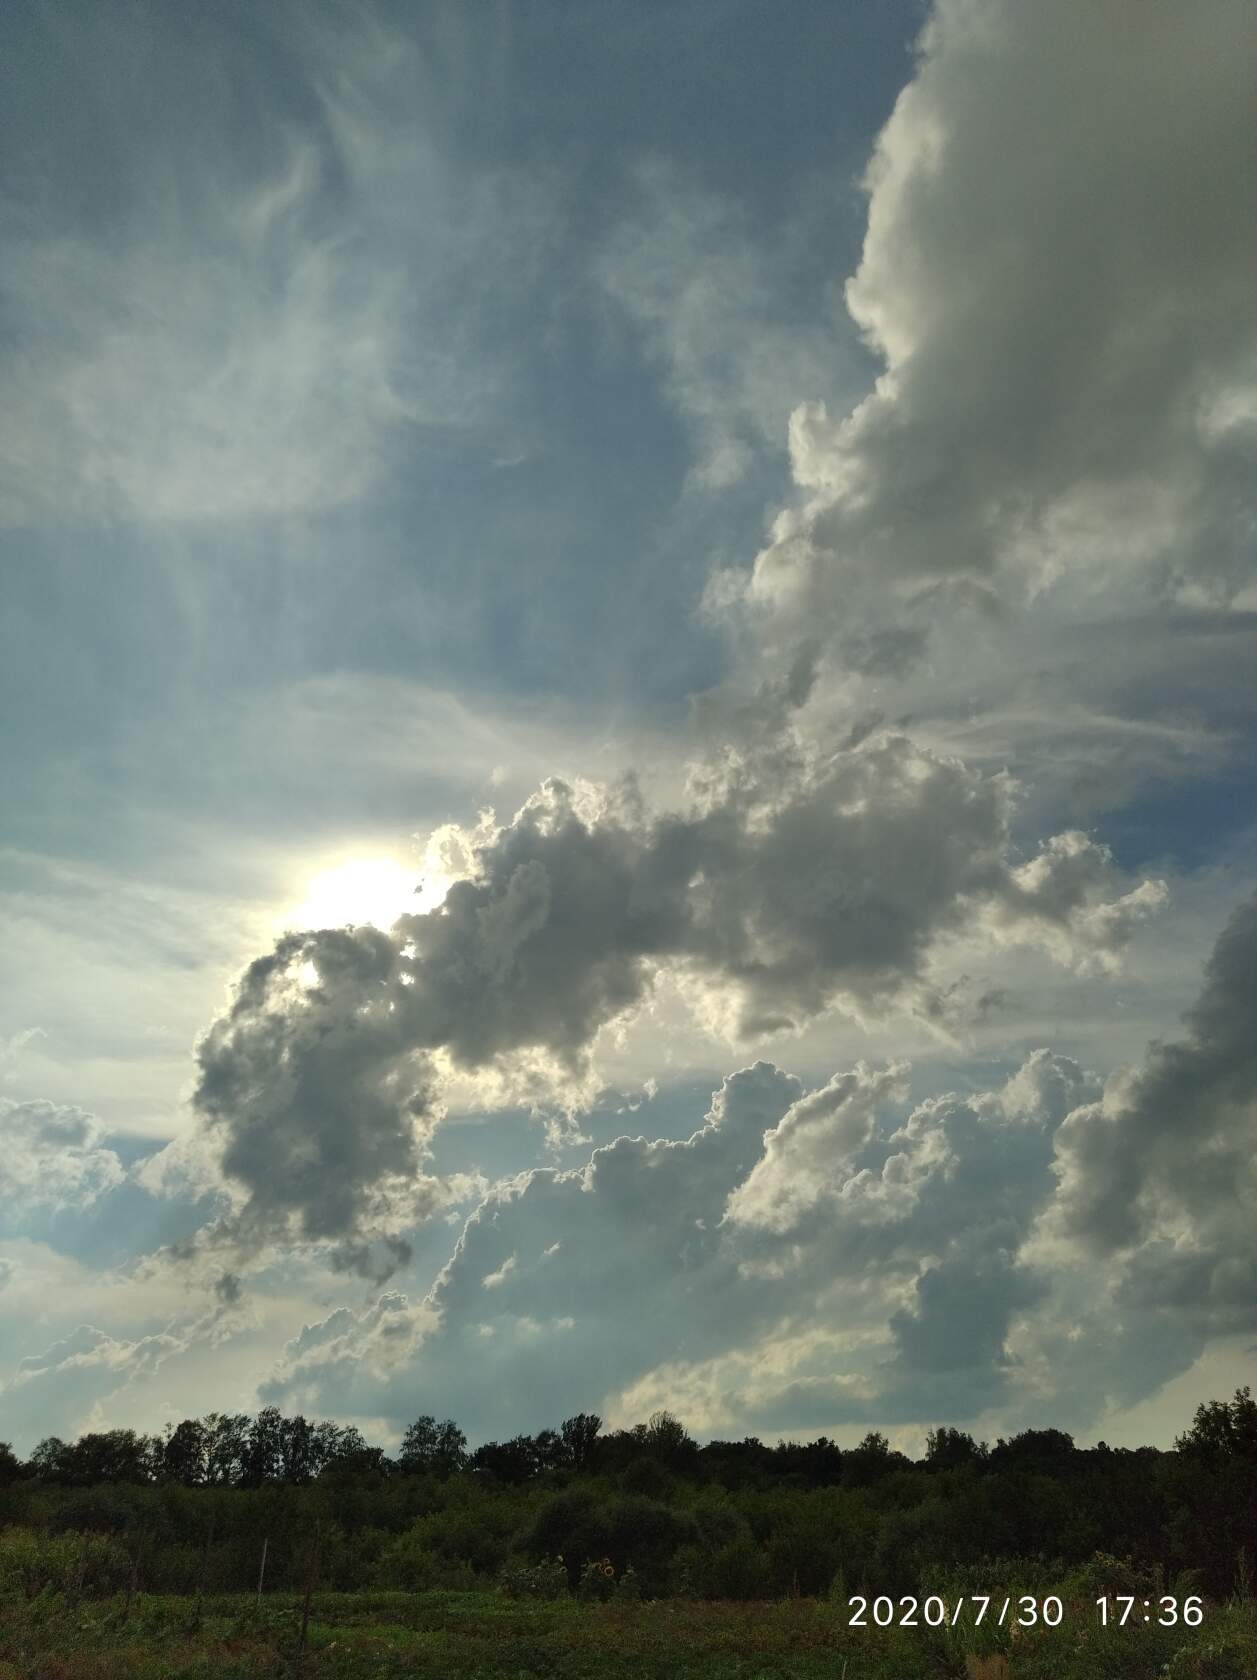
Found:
<box><xmin>710</xmin><ymin>1534</ymin><xmax>770</xmax><ymax>1600</ymax></box>
<box><xmin>496</xmin><ymin>1554</ymin><xmax>569</xmax><ymax>1600</ymax></box>
<box><xmin>615</xmin><ymin>1563</ymin><xmax>641</xmax><ymax>1600</ymax></box>
<box><xmin>577</xmin><ymin>1555</ymin><xmax>618</xmax><ymax>1602</ymax></box>
<box><xmin>0</xmin><ymin>1525</ymin><xmax>130</xmax><ymax>1599</ymax></box>
<box><xmin>1160</xmin><ymin>1635</ymin><xmax>1254</xmax><ymax>1680</ymax></box>
<box><xmin>1062</xmin><ymin>1549</ymin><xmax>1159</xmax><ymax>1601</ymax></box>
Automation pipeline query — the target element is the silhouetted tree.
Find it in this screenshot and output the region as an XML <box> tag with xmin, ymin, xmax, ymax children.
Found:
<box><xmin>203</xmin><ymin>1413</ymin><xmax>250</xmax><ymax>1486</ymax></box>
<box><xmin>924</xmin><ymin>1426</ymin><xmax>987</xmax><ymax>1471</ymax></box>
<box><xmin>842</xmin><ymin>1431</ymin><xmax>909</xmax><ymax>1488</ymax></box>
<box><xmin>469</xmin><ymin>1435</ymin><xmax>538</xmax><ymax>1483</ymax></box>
<box><xmin>241</xmin><ymin>1407</ymin><xmax>283</xmax><ymax>1487</ymax></box>
<box><xmin>531</xmin><ymin>1428</ymin><xmax>566</xmax><ymax>1473</ymax></box>
<box><xmin>989</xmin><ymin>1427</ymin><xmax>1077</xmax><ymax>1474</ymax></box>
<box><xmin>559</xmin><ymin>1413</ymin><xmax>601</xmax><ymax>1472</ymax></box>
<box><xmin>643</xmin><ymin>1410</ymin><xmax>698</xmax><ymax>1471</ymax></box>
<box><xmin>161</xmin><ymin>1419</ymin><xmax>208</xmax><ymax>1486</ymax></box>
<box><xmin>27</xmin><ymin>1437</ymin><xmax>70</xmax><ymax>1482</ymax></box>
<box><xmin>51</xmin><ymin>1430</ymin><xmax>156</xmax><ymax>1486</ymax></box>
<box><xmin>398</xmin><ymin>1415</ymin><xmax>467</xmax><ymax>1475</ymax></box>
<box><xmin>325</xmin><ymin>1428</ymin><xmax>389</xmax><ymax>1475</ymax></box>
<box><xmin>279</xmin><ymin>1414</ymin><xmax>316</xmax><ymax>1483</ymax></box>
<box><xmin>772</xmin><ymin>1435</ymin><xmax>844</xmax><ymax>1486</ymax></box>
<box><xmin>698</xmin><ymin>1438</ymin><xmax>773</xmax><ymax>1491</ymax></box>
<box><xmin>1175</xmin><ymin>1386</ymin><xmax>1257</xmax><ymax>1462</ymax></box>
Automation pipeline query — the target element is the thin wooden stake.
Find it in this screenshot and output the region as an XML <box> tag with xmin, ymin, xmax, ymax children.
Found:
<box><xmin>256</xmin><ymin>1535</ymin><xmax>269</xmax><ymax>1606</ymax></box>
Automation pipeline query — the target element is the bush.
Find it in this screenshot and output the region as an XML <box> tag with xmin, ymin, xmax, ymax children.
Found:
<box><xmin>496</xmin><ymin>1554</ymin><xmax>569</xmax><ymax>1600</ymax></box>
<box><xmin>710</xmin><ymin>1534</ymin><xmax>770</xmax><ymax>1600</ymax></box>
<box><xmin>0</xmin><ymin>1525</ymin><xmax>130</xmax><ymax>1599</ymax></box>
<box><xmin>1062</xmin><ymin>1549</ymin><xmax>1159</xmax><ymax>1601</ymax></box>
<box><xmin>615</xmin><ymin>1563</ymin><xmax>641</xmax><ymax>1600</ymax></box>
<box><xmin>577</xmin><ymin>1555</ymin><xmax>618</xmax><ymax>1602</ymax></box>
<box><xmin>1160</xmin><ymin>1635</ymin><xmax>1254</xmax><ymax>1680</ymax></box>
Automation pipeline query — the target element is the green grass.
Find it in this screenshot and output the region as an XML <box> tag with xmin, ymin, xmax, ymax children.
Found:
<box><xmin>0</xmin><ymin>1590</ymin><xmax>1254</xmax><ymax>1679</ymax></box>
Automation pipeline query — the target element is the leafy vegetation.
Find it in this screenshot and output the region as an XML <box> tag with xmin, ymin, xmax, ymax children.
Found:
<box><xmin>0</xmin><ymin>1390</ymin><xmax>1253</xmax><ymax>1674</ymax></box>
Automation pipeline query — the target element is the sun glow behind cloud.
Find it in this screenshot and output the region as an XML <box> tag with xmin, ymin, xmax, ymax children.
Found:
<box><xmin>281</xmin><ymin>856</ymin><xmax>448</xmax><ymax>934</ymax></box>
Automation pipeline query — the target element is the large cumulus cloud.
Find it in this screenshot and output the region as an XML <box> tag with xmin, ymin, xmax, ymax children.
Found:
<box><xmin>191</xmin><ymin>733</ymin><xmax>1161</xmax><ymax>1273</ymax></box>
<box><xmin>738</xmin><ymin>0</ymin><xmax>1257</xmax><ymax>666</ymax></box>
<box><xmin>263</xmin><ymin>1048</ymin><xmax>1112</xmax><ymax>1440</ymax></box>
<box><xmin>266</xmin><ymin>914</ymin><xmax>1257</xmax><ymax>1444</ymax></box>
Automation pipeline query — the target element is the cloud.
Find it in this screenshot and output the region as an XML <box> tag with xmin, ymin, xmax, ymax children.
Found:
<box><xmin>6</xmin><ymin>0</ymin><xmax>1246</xmax><ymax>1459</ymax></box>
<box><xmin>734</xmin><ymin>0</ymin><xmax>1257</xmax><ymax>664</ymax></box>
<box><xmin>725</xmin><ymin>1061</ymin><xmax>910</xmax><ymax>1234</ymax></box>
<box><xmin>2</xmin><ymin>1322</ymin><xmax>185</xmax><ymax>1445</ymax></box>
<box><xmin>1046</xmin><ymin>890</ymin><xmax>1257</xmax><ymax>1332</ymax></box>
<box><xmin>0</xmin><ymin>1098</ymin><xmax>124</xmax><ymax>1216</ymax></box>
<box><xmin>191</xmin><ymin>732</ymin><xmax>1161</xmax><ymax>1271</ymax></box>
<box><xmin>0</xmin><ymin>1250</ymin><xmax>256</xmax><ymax>1447</ymax></box>
<box><xmin>189</xmin><ymin>927</ymin><xmax>456</xmax><ymax>1278</ymax></box>
<box><xmin>264</xmin><ymin>1061</ymin><xmax>804</xmax><ymax>1429</ymax></box>
<box><xmin>596</xmin><ymin>159</ymin><xmax>857</xmax><ymax>490</ymax></box>
<box><xmin>0</xmin><ymin>4</ymin><xmax>554</xmax><ymax>529</ymax></box>
<box><xmin>0</xmin><ymin>1027</ymin><xmax>45</xmax><ymax>1075</ymax></box>
<box><xmin>262</xmin><ymin>1048</ymin><xmax>1145</xmax><ymax>1440</ymax></box>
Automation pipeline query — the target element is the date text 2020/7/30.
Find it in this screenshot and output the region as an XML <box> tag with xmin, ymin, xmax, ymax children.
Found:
<box><xmin>845</xmin><ymin>1594</ymin><xmax>1205</xmax><ymax>1629</ymax></box>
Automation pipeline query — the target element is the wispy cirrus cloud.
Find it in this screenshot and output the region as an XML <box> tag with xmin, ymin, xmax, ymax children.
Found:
<box><xmin>0</xmin><ymin>5</ymin><xmax>558</xmax><ymax>530</ymax></box>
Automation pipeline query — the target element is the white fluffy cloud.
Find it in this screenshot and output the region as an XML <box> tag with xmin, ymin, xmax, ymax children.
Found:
<box><xmin>2</xmin><ymin>1318</ymin><xmax>204</xmax><ymax>1446</ymax></box>
<box><xmin>0</xmin><ymin>1098</ymin><xmax>123</xmax><ymax>1216</ymax></box>
<box><xmin>738</xmin><ymin>0</ymin><xmax>1257</xmax><ymax>667</ymax></box>
<box><xmin>262</xmin><ymin>1048</ymin><xmax>1110</xmax><ymax>1440</ymax></box>
<box><xmin>725</xmin><ymin>1062</ymin><xmax>909</xmax><ymax>1234</ymax></box>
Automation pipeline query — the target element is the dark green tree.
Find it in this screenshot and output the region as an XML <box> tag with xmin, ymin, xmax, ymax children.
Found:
<box><xmin>469</xmin><ymin>1435</ymin><xmax>538</xmax><ymax>1483</ymax></box>
<box><xmin>560</xmin><ymin>1412</ymin><xmax>602</xmax><ymax>1472</ymax></box>
<box><xmin>27</xmin><ymin>1437</ymin><xmax>69</xmax><ymax>1482</ymax></box>
<box><xmin>161</xmin><ymin>1418</ymin><xmax>208</xmax><ymax>1486</ymax></box>
<box><xmin>842</xmin><ymin>1431</ymin><xmax>908</xmax><ymax>1487</ymax></box>
<box><xmin>398</xmin><ymin>1415</ymin><xmax>467</xmax><ymax>1475</ymax></box>
<box><xmin>240</xmin><ymin>1407</ymin><xmax>283</xmax><ymax>1486</ymax></box>
<box><xmin>1175</xmin><ymin>1386</ymin><xmax>1257</xmax><ymax>1461</ymax></box>
<box><xmin>278</xmin><ymin>1413</ymin><xmax>316</xmax><ymax>1483</ymax></box>
<box><xmin>203</xmin><ymin>1412</ymin><xmax>250</xmax><ymax>1485</ymax></box>
<box><xmin>644</xmin><ymin>1410</ymin><xmax>697</xmax><ymax>1470</ymax></box>
<box><xmin>924</xmin><ymin>1425</ymin><xmax>987</xmax><ymax>1471</ymax></box>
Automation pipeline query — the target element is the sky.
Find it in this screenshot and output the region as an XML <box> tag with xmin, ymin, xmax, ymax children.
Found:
<box><xmin>1</xmin><ymin>0</ymin><xmax>1255</xmax><ymax>1459</ymax></box>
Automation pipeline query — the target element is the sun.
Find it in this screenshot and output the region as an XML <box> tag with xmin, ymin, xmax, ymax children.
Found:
<box><xmin>282</xmin><ymin>856</ymin><xmax>446</xmax><ymax>934</ymax></box>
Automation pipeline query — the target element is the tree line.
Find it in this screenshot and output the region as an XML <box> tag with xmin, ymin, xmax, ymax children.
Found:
<box><xmin>0</xmin><ymin>1390</ymin><xmax>1253</xmax><ymax>1601</ymax></box>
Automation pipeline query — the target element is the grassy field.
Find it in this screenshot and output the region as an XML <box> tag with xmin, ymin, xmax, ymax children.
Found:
<box><xmin>1</xmin><ymin>1589</ymin><xmax>1255</xmax><ymax>1680</ymax></box>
